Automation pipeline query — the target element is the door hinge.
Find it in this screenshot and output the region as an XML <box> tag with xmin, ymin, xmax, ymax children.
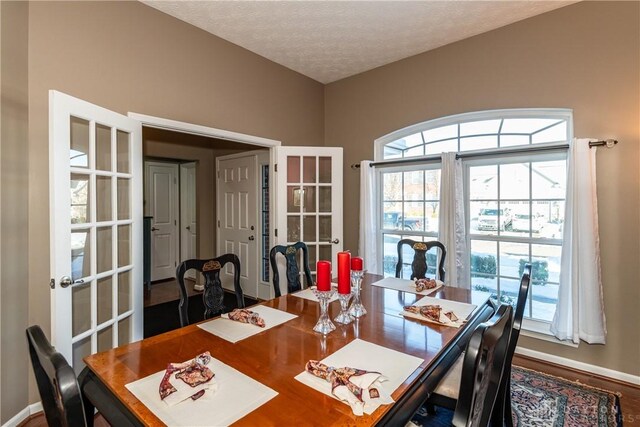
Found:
<box><xmin>174</xmin><ymin>177</ymin><xmax>177</xmax><ymax>185</ymax></box>
<box><xmin>274</xmin><ymin>164</ymin><xmax>278</xmax><ymax>172</ymax></box>
<box><xmin>49</xmin><ymin>278</ymin><xmax>55</xmax><ymax>289</ymax></box>
<box><xmin>175</xmin><ymin>220</ymin><xmax>177</xmax><ymax>226</ymax></box>
<box><xmin>275</xmin><ymin>228</ymin><xmax>278</xmax><ymax>237</ymax></box>
<box><xmin>217</xmin><ymin>171</ymin><xmax>220</xmax><ymax>179</ymax></box>
<box><xmin>217</xmin><ymin>220</ymin><xmax>220</xmax><ymax>228</ymax></box>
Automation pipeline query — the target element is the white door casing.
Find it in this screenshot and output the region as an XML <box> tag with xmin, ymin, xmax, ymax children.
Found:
<box><xmin>217</xmin><ymin>154</ymin><xmax>258</xmax><ymax>298</ymax></box>
<box><xmin>273</xmin><ymin>146</ymin><xmax>344</xmax><ymax>297</ymax></box>
<box><xmin>145</xmin><ymin>161</ymin><xmax>179</xmax><ymax>281</ymax></box>
<box><xmin>180</xmin><ymin>162</ymin><xmax>197</xmax><ymax>279</ymax></box>
<box><xmin>50</xmin><ymin>90</ymin><xmax>143</xmax><ymax>369</ymax></box>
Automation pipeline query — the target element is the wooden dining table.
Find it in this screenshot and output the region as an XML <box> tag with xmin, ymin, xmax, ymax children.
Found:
<box><xmin>79</xmin><ymin>273</ymin><xmax>494</xmax><ymax>426</ymax></box>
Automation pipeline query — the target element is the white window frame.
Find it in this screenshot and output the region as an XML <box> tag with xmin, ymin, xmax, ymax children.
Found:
<box><xmin>373</xmin><ymin>108</ymin><xmax>573</xmax><ymax>336</ymax></box>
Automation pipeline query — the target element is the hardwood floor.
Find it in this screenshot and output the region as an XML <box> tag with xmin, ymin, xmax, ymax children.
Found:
<box><xmin>22</xmin><ymin>355</ymin><xmax>640</xmax><ymax>426</ymax></box>
<box><xmin>144</xmin><ymin>277</ymin><xmax>201</xmax><ymax>308</ymax></box>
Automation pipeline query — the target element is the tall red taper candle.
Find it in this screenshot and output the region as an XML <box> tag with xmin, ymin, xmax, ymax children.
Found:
<box><xmin>351</xmin><ymin>257</ymin><xmax>363</xmax><ymax>271</ymax></box>
<box><xmin>337</xmin><ymin>251</ymin><xmax>351</xmax><ymax>294</ymax></box>
<box><xmin>316</xmin><ymin>261</ymin><xmax>331</xmax><ymax>291</ymax></box>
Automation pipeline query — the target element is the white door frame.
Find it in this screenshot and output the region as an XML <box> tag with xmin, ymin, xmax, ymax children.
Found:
<box><xmin>128</xmin><ymin>113</ymin><xmax>281</xmax><ymax>297</ymax></box>
<box><xmin>180</xmin><ymin>162</ymin><xmax>197</xmax><ymax>264</ymax></box>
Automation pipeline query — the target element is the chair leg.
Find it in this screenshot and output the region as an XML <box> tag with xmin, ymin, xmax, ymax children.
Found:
<box><xmin>504</xmin><ymin>381</ymin><xmax>514</xmax><ymax>427</ymax></box>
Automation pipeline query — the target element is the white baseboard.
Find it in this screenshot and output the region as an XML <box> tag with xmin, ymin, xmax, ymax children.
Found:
<box><xmin>2</xmin><ymin>402</ymin><xmax>42</xmax><ymax>427</ymax></box>
<box><xmin>516</xmin><ymin>345</ymin><xmax>640</xmax><ymax>386</ymax></box>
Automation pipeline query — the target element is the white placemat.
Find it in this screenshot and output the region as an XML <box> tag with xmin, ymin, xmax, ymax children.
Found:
<box><xmin>290</xmin><ymin>285</ymin><xmax>339</xmax><ymax>303</ymax></box>
<box><xmin>400</xmin><ymin>296</ymin><xmax>477</xmax><ymax>328</ymax></box>
<box><xmin>371</xmin><ymin>277</ymin><xmax>443</xmax><ymax>296</ymax></box>
<box><xmin>294</xmin><ymin>339</ymin><xmax>423</xmax><ymax>415</ymax></box>
<box><xmin>198</xmin><ymin>305</ymin><xmax>297</xmax><ymax>343</ymax></box>
<box><xmin>126</xmin><ymin>356</ymin><xmax>277</xmax><ymax>426</ymax></box>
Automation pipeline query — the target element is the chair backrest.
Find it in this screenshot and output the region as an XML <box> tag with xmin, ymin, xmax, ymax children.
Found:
<box><xmin>395</xmin><ymin>239</ymin><xmax>446</xmax><ymax>281</ymax></box>
<box><xmin>26</xmin><ymin>325</ymin><xmax>87</xmax><ymax>427</ymax></box>
<box><xmin>491</xmin><ymin>263</ymin><xmax>532</xmax><ymax>426</ymax></box>
<box><xmin>452</xmin><ymin>304</ymin><xmax>513</xmax><ymax>427</ymax></box>
<box><xmin>176</xmin><ymin>254</ymin><xmax>244</xmax><ymax>327</ymax></box>
<box><xmin>270</xmin><ymin>242</ymin><xmax>313</xmax><ymax>297</ymax></box>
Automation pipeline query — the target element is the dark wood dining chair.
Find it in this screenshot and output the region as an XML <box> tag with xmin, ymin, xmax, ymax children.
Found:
<box><xmin>395</xmin><ymin>238</ymin><xmax>446</xmax><ymax>281</ymax></box>
<box><xmin>426</xmin><ymin>264</ymin><xmax>532</xmax><ymax>423</ymax></box>
<box><xmin>452</xmin><ymin>304</ymin><xmax>513</xmax><ymax>427</ymax></box>
<box><xmin>492</xmin><ymin>263</ymin><xmax>531</xmax><ymax>427</ymax></box>
<box><xmin>176</xmin><ymin>254</ymin><xmax>244</xmax><ymax>327</ymax></box>
<box><xmin>270</xmin><ymin>242</ymin><xmax>313</xmax><ymax>297</ymax></box>
<box><xmin>27</xmin><ymin>325</ymin><xmax>87</xmax><ymax>427</ymax></box>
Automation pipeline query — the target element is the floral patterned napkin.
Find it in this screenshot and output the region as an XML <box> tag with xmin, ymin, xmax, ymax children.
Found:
<box><xmin>305</xmin><ymin>360</ymin><xmax>393</xmax><ymax>416</ymax></box>
<box><xmin>159</xmin><ymin>352</ymin><xmax>217</xmax><ymax>406</ymax></box>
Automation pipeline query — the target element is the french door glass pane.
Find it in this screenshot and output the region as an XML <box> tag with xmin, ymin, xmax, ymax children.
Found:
<box><xmin>117</xmin><ymin>225</ymin><xmax>131</xmax><ymax>267</ymax></box>
<box><xmin>116</xmin><ymin>130</ymin><xmax>130</xmax><ymax>173</ymax></box>
<box><xmin>287</xmin><ymin>216</ymin><xmax>300</xmax><ymax>242</ymax></box>
<box><xmin>70</xmin><ymin>117</ymin><xmax>89</xmax><ymax>168</ymax></box>
<box><xmin>95</xmin><ymin>124</ymin><xmax>112</xmax><ymax>171</ymax></box>
<box><xmin>303</xmin><ymin>156</ymin><xmax>316</xmax><ymax>183</ymax></box>
<box><xmin>97</xmin><ymin>326</ymin><xmax>112</xmax><ymax>352</ymax></box>
<box><xmin>96</xmin><ymin>176</ymin><xmax>112</xmax><ymax>222</ymax></box>
<box><xmin>318</xmin><ymin>157</ymin><xmax>331</xmax><ymax>183</ymax></box>
<box><xmin>72</xmin><ymin>281</ymin><xmax>91</xmax><ymax>335</ymax></box>
<box><xmin>287</xmin><ymin>186</ymin><xmax>299</xmax><ymax>213</ymax></box>
<box><xmin>97</xmin><ymin>276</ymin><xmax>113</xmax><ymax>325</ymax></box>
<box><xmin>118</xmin><ymin>316</ymin><xmax>131</xmax><ymax>345</ymax></box>
<box><xmin>96</xmin><ymin>227</ymin><xmax>112</xmax><ymax>273</ymax></box>
<box><xmin>318</xmin><ymin>187</ymin><xmax>331</xmax><ymax>212</ymax></box>
<box><xmin>72</xmin><ymin>336</ymin><xmax>91</xmax><ymax>376</ymax></box>
<box><xmin>319</xmin><ymin>216</ymin><xmax>331</xmax><ymax>241</ymax></box>
<box><xmin>287</xmin><ymin>156</ymin><xmax>300</xmax><ymax>182</ymax></box>
<box><xmin>303</xmin><ymin>216</ymin><xmax>316</xmax><ymax>242</ymax></box>
<box><xmin>302</xmin><ymin>186</ymin><xmax>316</xmax><ymax>212</ymax></box>
<box><xmin>70</xmin><ymin>174</ymin><xmax>90</xmax><ymax>224</ymax></box>
<box><xmin>117</xmin><ymin>178</ymin><xmax>130</xmax><ymax>220</ymax></box>
<box><xmin>71</xmin><ymin>230</ymin><xmax>90</xmax><ymax>281</ymax></box>
<box><xmin>307</xmin><ymin>245</ymin><xmax>317</xmax><ymax>267</ymax></box>
<box><xmin>318</xmin><ymin>245</ymin><xmax>331</xmax><ymax>263</ymax></box>
<box><xmin>118</xmin><ymin>270</ymin><xmax>131</xmax><ymax>314</ymax></box>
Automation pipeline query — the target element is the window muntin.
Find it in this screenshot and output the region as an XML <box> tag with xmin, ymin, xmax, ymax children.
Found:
<box><xmin>375</xmin><ymin>109</ymin><xmax>571</xmax><ymax>327</ymax></box>
<box><xmin>378</xmin><ymin>110</ymin><xmax>570</xmax><ymax>160</ymax></box>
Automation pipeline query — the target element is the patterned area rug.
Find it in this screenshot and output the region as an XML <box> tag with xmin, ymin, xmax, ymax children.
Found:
<box><xmin>412</xmin><ymin>366</ymin><xmax>622</xmax><ymax>427</ymax></box>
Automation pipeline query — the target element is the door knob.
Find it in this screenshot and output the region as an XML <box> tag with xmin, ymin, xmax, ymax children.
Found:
<box><xmin>248</xmin><ymin>235</ymin><xmax>255</xmax><ymax>241</ymax></box>
<box><xmin>151</xmin><ymin>226</ymin><xmax>158</xmax><ymax>231</ymax></box>
<box><xmin>330</xmin><ymin>238</ymin><xmax>340</xmax><ymax>244</ymax></box>
<box><xmin>59</xmin><ymin>276</ymin><xmax>85</xmax><ymax>289</ymax></box>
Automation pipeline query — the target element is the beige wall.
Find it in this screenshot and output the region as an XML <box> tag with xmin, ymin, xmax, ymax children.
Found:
<box><xmin>143</xmin><ymin>128</ymin><xmax>264</xmax><ymax>258</ymax></box>
<box><xmin>325</xmin><ymin>1</ymin><xmax>640</xmax><ymax>376</ymax></box>
<box><xmin>1</xmin><ymin>1</ymin><xmax>30</xmax><ymax>423</ymax></box>
<box><xmin>25</xmin><ymin>0</ymin><xmax>323</xmax><ymax>406</ymax></box>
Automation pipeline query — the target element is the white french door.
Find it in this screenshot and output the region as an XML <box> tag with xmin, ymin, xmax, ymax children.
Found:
<box><xmin>274</xmin><ymin>147</ymin><xmax>344</xmax><ymax>296</ymax></box>
<box><xmin>49</xmin><ymin>91</ymin><xmax>143</xmax><ymax>372</ymax></box>
<box><xmin>217</xmin><ymin>154</ymin><xmax>258</xmax><ymax>298</ymax></box>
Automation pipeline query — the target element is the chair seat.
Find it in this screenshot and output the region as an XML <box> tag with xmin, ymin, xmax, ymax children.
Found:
<box><xmin>433</xmin><ymin>353</ymin><xmax>464</xmax><ymax>399</ymax></box>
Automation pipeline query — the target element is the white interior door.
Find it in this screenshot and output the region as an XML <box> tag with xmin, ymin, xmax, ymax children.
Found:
<box><xmin>49</xmin><ymin>90</ymin><xmax>143</xmax><ymax>371</ymax></box>
<box><xmin>180</xmin><ymin>162</ymin><xmax>197</xmax><ymax>279</ymax></box>
<box><xmin>217</xmin><ymin>154</ymin><xmax>258</xmax><ymax>298</ymax></box>
<box><xmin>274</xmin><ymin>147</ymin><xmax>344</xmax><ymax>297</ymax></box>
<box><xmin>145</xmin><ymin>161</ymin><xmax>179</xmax><ymax>281</ymax></box>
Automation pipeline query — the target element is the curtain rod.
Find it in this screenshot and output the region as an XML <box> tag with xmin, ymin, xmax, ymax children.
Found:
<box><xmin>350</xmin><ymin>139</ymin><xmax>618</xmax><ymax>169</ymax></box>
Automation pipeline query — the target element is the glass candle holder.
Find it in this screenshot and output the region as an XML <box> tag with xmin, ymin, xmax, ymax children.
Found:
<box><xmin>348</xmin><ymin>270</ymin><xmax>367</xmax><ymax>318</ymax></box>
<box><xmin>334</xmin><ymin>292</ymin><xmax>353</xmax><ymax>324</ymax></box>
<box><xmin>313</xmin><ymin>289</ymin><xmax>336</xmax><ymax>335</ymax></box>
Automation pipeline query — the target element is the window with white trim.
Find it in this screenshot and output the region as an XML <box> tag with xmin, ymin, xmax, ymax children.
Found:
<box><xmin>376</xmin><ymin>109</ymin><xmax>571</xmax><ymax>327</ymax></box>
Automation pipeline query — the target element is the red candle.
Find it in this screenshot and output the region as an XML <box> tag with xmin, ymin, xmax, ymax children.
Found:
<box><xmin>316</xmin><ymin>261</ymin><xmax>331</xmax><ymax>291</ymax></box>
<box><xmin>337</xmin><ymin>251</ymin><xmax>351</xmax><ymax>294</ymax></box>
<box><xmin>351</xmin><ymin>257</ymin><xmax>364</xmax><ymax>271</ymax></box>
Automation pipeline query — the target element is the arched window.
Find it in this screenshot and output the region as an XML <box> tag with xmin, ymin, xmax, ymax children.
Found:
<box><xmin>375</xmin><ymin>109</ymin><xmax>571</xmax><ymax>330</ymax></box>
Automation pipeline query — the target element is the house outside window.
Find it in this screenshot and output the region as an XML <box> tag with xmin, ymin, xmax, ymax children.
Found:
<box><xmin>376</xmin><ymin>109</ymin><xmax>571</xmax><ymax>331</ymax></box>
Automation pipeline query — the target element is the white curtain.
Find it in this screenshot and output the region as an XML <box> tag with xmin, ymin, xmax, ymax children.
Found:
<box><xmin>551</xmin><ymin>138</ymin><xmax>606</xmax><ymax>344</ymax></box>
<box><xmin>358</xmin><ymin>160</ymin><xmax>379</xmax><ymax>273</ymax></box>
<box><xmin>438</xmin><ymin>153</ymin><xmax>469</xmax><ymax>288</ymax></box>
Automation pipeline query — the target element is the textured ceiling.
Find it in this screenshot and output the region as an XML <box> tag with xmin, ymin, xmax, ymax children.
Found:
<box><xmin>142</xmin><ymin>1</ymin><xmax>577</xmax><ymax>84</ymax></box>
